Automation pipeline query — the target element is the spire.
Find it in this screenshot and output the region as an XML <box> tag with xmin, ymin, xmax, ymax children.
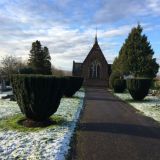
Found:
<box><xmin>95</xmin><ymin>27</ymin><xmax>98</xmax><ymax>44</ymax></box>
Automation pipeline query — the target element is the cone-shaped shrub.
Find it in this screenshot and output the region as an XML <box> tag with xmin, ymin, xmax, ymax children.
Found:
<box><xmin>11</xmin><ymin>74</ymin><xmax>65</xmax><ymax>121</ymax></box>
<box><xmin>113</xmin><ymin>79</ymin><xmax>126</xmax><ymax>93</ymax></box>
<box><xmin>109</xmin><ymin>72</ymin><xmax>123</xmax><ymax>88</ymax></box>
<box><xmin>64</xmin><ymin>76</ymin><xmax>83</xmax><ymax>97</ymax></box>
<box><xmin>127</xmin><ymin>78</ymin><xmax>152</xmax><ymax>100</ymax></box>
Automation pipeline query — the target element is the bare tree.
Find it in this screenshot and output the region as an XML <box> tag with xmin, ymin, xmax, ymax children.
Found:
<box><xmin>0</xmin><ymin>55</ymin><xmax>25</xmax><ymax>79</ymax></box>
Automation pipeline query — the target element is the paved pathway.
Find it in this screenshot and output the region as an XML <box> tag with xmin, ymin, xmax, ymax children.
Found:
<box><xmin>71</xmin><ymin>88</ymin><xmax>160</xmax><ymax>160</ymax></box>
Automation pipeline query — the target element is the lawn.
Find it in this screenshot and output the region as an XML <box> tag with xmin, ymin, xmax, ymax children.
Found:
<box><xmin>0</xmin><ymin>90</ymin><xmax>84</xmax><ymax>160</ymax></box>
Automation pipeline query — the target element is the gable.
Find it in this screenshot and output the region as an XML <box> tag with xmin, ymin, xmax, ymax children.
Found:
<box><xmin>83</xmin><ymin>42</ymin><xmax>108</xmax><ymax>66</ymax></box>
<box><xmin>72</xmin><ymin>35</ymin><xmax>112</xmax><ymax>85</ymax></box>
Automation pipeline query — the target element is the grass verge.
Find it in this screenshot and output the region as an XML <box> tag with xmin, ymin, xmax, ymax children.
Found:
<box><xmin>0</xmin><ymin>114</ymin><xmax>66</xmax><ymax>132</ymax></box>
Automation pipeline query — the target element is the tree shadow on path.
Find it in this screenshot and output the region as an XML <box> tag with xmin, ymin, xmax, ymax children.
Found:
<box><xmin>79</xmin><ymin>122</ymin><xmax>160</xmax><ymax>139</ymax></box>
<box><xmin>87</xmin><ymin>96</ymin><xmax>122</xmax><ymax>102</ymax></box>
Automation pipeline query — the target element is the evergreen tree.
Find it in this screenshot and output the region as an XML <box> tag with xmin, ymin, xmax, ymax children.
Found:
<box><xmin>112</xmin><ymin>24</ymin><xmax>159</xmax><ymax>78</ymax></box>
<box><xmin>28</xmin><ymin>40</ymin><xmax>52</xmax><ymax>75</ymax></box>
<box><xmin>43</xmin><ymin>47</ymin><xmax>52</xmax><ymax>74</ymax></box>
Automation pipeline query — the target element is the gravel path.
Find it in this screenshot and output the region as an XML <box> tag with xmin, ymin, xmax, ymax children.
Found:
<box><xmin>71</xmin><ymin>88</ymin><xmax>160</xmax><ymax>160</ymax></box>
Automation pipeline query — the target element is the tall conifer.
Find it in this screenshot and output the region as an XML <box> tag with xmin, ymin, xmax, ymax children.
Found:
<box><xmin>28</xmin><ymin>40</ymin><xmax>52</xmax><ymax>75</ymax></box>
<box><xmin>112</xmin><ymin>25</ymin><xmax>159</xmax><ymax>78</ymax></box>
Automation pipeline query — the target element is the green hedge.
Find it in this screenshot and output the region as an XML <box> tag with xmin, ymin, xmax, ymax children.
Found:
<box><xmin>19</xmin><ymin>67</ymin><xmax>35</xmax><ymax>74</ymax></box>
<box><xmin>127</xmin><ymin>78</ymin><xmax>152</xmax><ymax>100</ymax></box>
<box><xmin>64</xmin><ymin>76</ymin><xmax>83</xmax><ymax>97</ymax></box>
<box><xmin>109</xmin><ymin>72</ymin><xmax>122</xmax><ymax>88</ymax></box>
<box><xmin>11</xmin><ymin>74</ymin><xmax>65</xmax><ymax>121</ymax></box>
<box><xmin>151</xmin><ymin>79</ymin><xmax>160</xmax><ymax>90</ymax></box>
<box><xmin>113</xmin><ymin>79</ymin><xmax>126</xmax><ymax>93</ymax></box>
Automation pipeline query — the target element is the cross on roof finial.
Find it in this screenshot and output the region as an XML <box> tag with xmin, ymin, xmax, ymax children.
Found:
<box><xmin>96</xmin><ymin>27</ymin><xmax>97</xmax><ymax>36</ymax></box>
<box><xmin>95</xmin><ymin>27</ymin><xmax>98</xmax><ymax>44</ymax></box>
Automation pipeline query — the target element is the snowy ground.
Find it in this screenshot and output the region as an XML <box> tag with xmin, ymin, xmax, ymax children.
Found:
<box><xmin>0</xmin><ymin>90</ymin><xmax>12</xmax><ymax>99</ymax></box>
<box><xmin>0</xmin><ymin>91</ymin><xmax>84</xmax><ymax>160</ymax></box>
<box><xmin>114</xmin><ymin>92</ymin><xmax>160</xmax><ymax>123</ymax></box>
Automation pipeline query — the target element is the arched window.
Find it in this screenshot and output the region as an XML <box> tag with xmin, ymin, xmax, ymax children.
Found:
<box><xmin>97</xmin><ymin>64</ymin><xmax>100</xmax><ymax>79</ymax></box>
<box><xmin>89</xmin><ymin>64</ymin><xmax>93</xmax><ymax>79</ymax></box>
<box><xmin>89</xmin><ymin>60</ymin><xmax>101</xmax><ymax>79</ymax></box>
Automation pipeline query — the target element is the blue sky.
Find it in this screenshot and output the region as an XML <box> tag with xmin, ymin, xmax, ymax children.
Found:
<box><xmin>0</xmin><ymin>0</ymin><xmax>160</xmax><ymax>73</ymax></box>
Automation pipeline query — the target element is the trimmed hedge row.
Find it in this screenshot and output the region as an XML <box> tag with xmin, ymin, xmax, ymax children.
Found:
<box><xmin>11</xmin><ymin>75</ymin><xmax>83</xmax><ymax>122</ymax></box>
<box><xmin>19</xmin><ymin>67</ymin><xmax>34</xmax><ymax>74</ymax></box>
<box><xmin>109</xmin><ymin>72</ymin><xmax>126</xmax><ymax>93</ymax></box>
<box><xmin>113</xmin><ymin>79</ymin><xmax>126</xmax><ymax>93</ymax></box>
<box><xmin>126</xmin><ymin>78</ymin><xmax>152</xmax><ymax>100</ymax></box>
<box><xmin>109</xmin><ymin>72</ymin><xmax>122</xmax><ymax>89</ymax></box>
<box><xmin>64</xmin><ymin>76</ymin><xmax>83</xmax><ymax>97</ymax></box>
<box><xmin>111</xmin><ymin>76</ymin><xmax>152</xmax><ymax>100</ymax></box>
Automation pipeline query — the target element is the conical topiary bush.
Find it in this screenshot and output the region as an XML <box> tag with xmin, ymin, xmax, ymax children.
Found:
<box><xmin>11</xmin><ymin>74</ymin><xmax>65</xmax><ymax>122</ymax></box>
<box><xmin>127</xmin><ymin>78</ymin><xmax>152</xmax><ymax>100</ymax></box>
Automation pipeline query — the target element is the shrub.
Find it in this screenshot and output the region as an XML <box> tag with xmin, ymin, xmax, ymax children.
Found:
<box><xmin>19</xmin><ymin>67</ymin><xmax>34</xmax><ymax>74</ymax></box>
<box><xmin>127</xmin><ymin>78</ymin><xmax>152</xmax><ymax>100</ymax></box>
<box><xmin>151</xmin><ymin>79</ymin><xmax>160</xmax><ymax>90</ymax></box>
<box><xmin>109</xmin><ymin>72</ymin><xmax>123</xmax><ymax>88</ymax></box>
<box><xmin>11</xmin><ymin>74</ymin><xmax>65</xmax><ymax>122</ymax></box>
<box><xmin>155</xmin><ymin>80</ymin><xmax>160</xmax><ymax>90</ymax></box>
<box><xmin>113</xmin><ymin>79</ymin><xmax>126</xmax><ymax>93</ymax></box>
<box><xmin>64</xmin><ymin>76</ymin><xmax>83</xmax><ymax>97</ymax></box>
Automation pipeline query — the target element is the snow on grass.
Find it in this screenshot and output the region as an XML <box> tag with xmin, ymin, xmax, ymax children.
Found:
<box><xmin>114</xmin><ymin>92</ymin><xmax>160</xmax><ymax>123</ymax></box>
<box><xmin>0</xmin><ymin>99</ymin><xmax>20</xmax><ymax>120</ymax></box>
<box><xmin>0</xmin><ymin>90</ymin><xmax>85</xmax><ymax>160</ymax></box>
<box><xmin>0</xmin><ymin>91</ymin><xmax>12</xmax><ymax>99</ymax></box>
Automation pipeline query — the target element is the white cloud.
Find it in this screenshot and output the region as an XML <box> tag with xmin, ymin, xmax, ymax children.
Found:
<box><xmin>95</xmin><ymin>0</ymin><xmax>146</xmax><ymax>23</ymax></box>
<box><xmin>102</xmin><ymin>25</ymin><xmax>133</xmax><ymax>37</ymax></box>
<box><xmin>0</xmin><ymin>23</ymin><xmax>132</xmax><ymax>70</ymax></box>
<box><xmin>0</xmin><ymin>0</ymin><xmax>159</xmax><ymax>71</ymax></box>
<box><xmin>94</xmin><ymin>0</ymin><xmax>160</xmax><ymax>23</ymax></box>
<box><xmin>1</xmin><ymin>22</ymin><xmax>159</xmax><ymax>70</ymax></box>
<box><xmin>147</xmin><ymin>0</ymin><xmax>160</xmax><ymax>15</ymax></box>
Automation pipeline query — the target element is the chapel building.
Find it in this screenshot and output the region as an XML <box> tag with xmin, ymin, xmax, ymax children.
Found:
<box><xmin>72</xmin><ymin>34</ymin><xmax>112</xmax><ymax>87</ymax></box>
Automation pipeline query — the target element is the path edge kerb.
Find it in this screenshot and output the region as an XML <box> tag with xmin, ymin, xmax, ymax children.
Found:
<box><xmin>66</xmin><ymin>91</ymin><xmax>87</xmax><ymax>160</ymax></box>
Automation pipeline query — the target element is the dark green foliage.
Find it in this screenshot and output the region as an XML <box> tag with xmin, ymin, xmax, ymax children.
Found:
<box><xmin>5</xmin><ymin>80</ymin><xmax>10</xmax><ymax>86</ymax></box>
<box><xmin>112</xmin><ymin>24</ymin><xmax>159</xmax><ymax>78</ymax></box>
<box><xmin>127</xmin><ymin>78</ymin><xmax>152</xmax><ymax>100</ymax></box>
<box><xmin>19</xmin><ymin>67</ymin><xmax>34</xmax><ymax>74</ymax></box>
<box><xmin>151</xmin><ymin>79</ymin><xmax>160</xmax><ymax>90</ymax></box>
<box><xmin>64</xmin><ymin>76</ymin><xmax>83</xmax><ymax>97</ymax></box>
<box><xmin>28</xmin><ymin>40</ymin><xmax>52</xmax><ymax>75</ymax></box>
<box><xmin>11</xmin><ymin>75</ymin><xmax>65</xmax><ymax>121</ymax></box>
<box><xmin>113</xmin><ymin>79</ymin><xmax>126</xmax><ymax>93</ymax></box>
<box><xmin>109</xmin><ymin>72</ymin><xmax>123</xmax><ymax>88</ymax></box>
